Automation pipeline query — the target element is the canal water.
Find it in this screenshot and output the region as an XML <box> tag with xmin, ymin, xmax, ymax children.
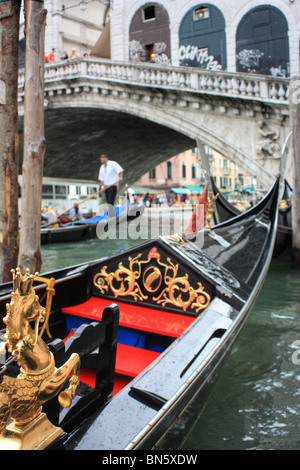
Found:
<box><xmin>41</xmin><ymin>212</ymin><xmax>300</xmax><ymax>450</ymax></box>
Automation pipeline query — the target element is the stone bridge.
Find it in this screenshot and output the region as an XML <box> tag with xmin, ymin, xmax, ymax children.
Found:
<box><xmin>17</xmin><ymin>58</ymin><xmax>291</xmax><ymax>189</ymax></box>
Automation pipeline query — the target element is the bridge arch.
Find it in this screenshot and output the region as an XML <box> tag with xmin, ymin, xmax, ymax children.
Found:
<box><xmin>29</xmin><ymin>86</ymin><xmax>275</xmax><ymax>188</ymax></box>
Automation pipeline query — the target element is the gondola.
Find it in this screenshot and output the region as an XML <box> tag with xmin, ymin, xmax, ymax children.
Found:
<box><xmin>209</xmin><ymin>175</ymin><xmax>241</xmax><ymax>225</ymax></box>
<box><xmin>210</xmin><ymin>176</ymin><xmax>292</xmax><ymax>256</ymax></box>
<box><xmin>274</xmin><ymin>179</ymin><xmax>292</xmax><ymax>256</ymax></box>
<box><xmin>0</xmin><ymin>171</ymin><xmax>281</xmax><ymax>450</ymax></box>
<box><xmin>200</xmin><ymin>133</ymin><xmax>293</xmax><ymax>256</ymax></box>
<box><xmin>127</xmin><ymin>201</ymin><xmax>145</xmax><ymax>220</ymax></box>
<box><xmin>40</xmin><ymin>204</ymin><xmax>128</xmax><ymax>244</ymax></box>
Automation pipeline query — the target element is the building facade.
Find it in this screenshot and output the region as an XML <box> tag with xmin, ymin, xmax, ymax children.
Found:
<box><xmin>111</xmin><ymin>0</ymin><xmax>300</xmax><ymax>77</ymax></box>
<box><xmin>135</xmin><ymin>149</ymin><xmax>203</xmax><ymax>188</ymax></box>
<box><xmin>20</xmin><ymin>0</ymin><xmax>111</xmax><ymax>62</ymax></box>
<box><xmin>135</xmin><ymin>148</ymin><xmax>256</xmax><ymax>194</ymax></box>
<box><xmin>24</xmin><ymin>1</ymin><xmax>300</xmax><ymax>77</ymax></box>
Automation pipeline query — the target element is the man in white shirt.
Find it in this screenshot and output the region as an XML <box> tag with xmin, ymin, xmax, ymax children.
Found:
<box><xmin>98</xmin><ymin>154</ymin><xmax>124</xmax><ymax>205</ymax></box>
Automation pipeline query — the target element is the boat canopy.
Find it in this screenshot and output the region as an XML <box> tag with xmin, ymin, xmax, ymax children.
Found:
<box><xmin>171</xmin><ymin>188</ymin><xmax>190</xmax><ymax>195</ymax></box>
<box><xmin>184</xmin><ymin>185</ymin><xmax>204</xmax><ymax>194</ymax></box>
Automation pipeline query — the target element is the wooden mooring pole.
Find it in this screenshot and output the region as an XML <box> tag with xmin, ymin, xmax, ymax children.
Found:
<box><xmin>0</xmin><ymin>1</ymin><xmax>21</xmax><ymax>283</ymax></box>
<box><xmin>289</xmin><ymin>77</ymin><xmax>300</xmax><ymax>268</ymax></box>
<box><xmin>18</xmin><ymin>1</ymin><xmax>47</xmax><ymax>274</ymax></box>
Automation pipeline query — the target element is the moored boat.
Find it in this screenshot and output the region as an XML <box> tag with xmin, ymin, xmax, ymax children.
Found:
<box><xmin>201</xmin><ymin>133</ymin><xmax>293</xmax><ymax>256</ymax></box>
<box><xmin>40</xmin><ymin>204</ymin><xmax>128</xmax><ymax>244</ymax></box>
<box><xmin>0</xmin><ymin>172</ymin><xmax>281</xmax><ymax>450</ymax></box>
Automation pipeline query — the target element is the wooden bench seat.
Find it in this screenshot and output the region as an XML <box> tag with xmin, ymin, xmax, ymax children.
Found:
<box><xmin>62</xmin><ymin>296</ymin><xmax>195</xmax><ymax>338</ymax></box>
<box><xmin>116</xmin><ymin>343</ymin><xmax>160</xmax><ymax>377</ymax></box>
<box><xmin>75</xmin><ymin>343</ymin><xmax>160</xmax><ymax>395</ymax></box>
<box><xmin>61</xmin><ymin>297</ymin><xmax>195</xmax><ymax>396</ymax></box>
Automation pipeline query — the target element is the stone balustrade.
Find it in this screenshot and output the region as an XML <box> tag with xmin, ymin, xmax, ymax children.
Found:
<box><xmin>18</xmin><ymin>58</ymin><xmax>290</xmax><ymax>105</ymax></box>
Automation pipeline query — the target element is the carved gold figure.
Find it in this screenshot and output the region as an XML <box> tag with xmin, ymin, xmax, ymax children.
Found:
<box><xmin>0</xmin><ymin>268</ymin><xmax>80</xmax><ymax>450</ymax></box>
<box><xmin>206</xmin><ymin>192</ymin><xmax>219</xmax><ymax>231</ymax></box>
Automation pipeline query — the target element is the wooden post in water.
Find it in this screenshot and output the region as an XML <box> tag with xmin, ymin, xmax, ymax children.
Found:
<box><xmin>0</xmin><ymin>1</ymin><xmax>21</xmax><ymax>282</ymax></box>
<box><xmin>18</xmin><ymin>1</ymin><xmax>47</xmax><ymax>273</ymax></box>
<box><xmin>289</xmin><ymin>77</ymin><xmax>300</xmax><ymax>268</ymax></box>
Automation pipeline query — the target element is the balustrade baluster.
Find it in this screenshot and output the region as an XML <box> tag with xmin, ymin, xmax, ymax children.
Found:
<box><xmin>269</xmin><ymin>82</ymin><xmax>278</xmax><ymax>99</ymax></box>
<box><xmin>230</xmin><ymin>77</ymin><xmax>239</xmax><ymax>95</ymax></box>
<box><xmin>253</xmin><ymin>81</ymin><xmax>260</xmax><ymax>97</ymax></box>
<box><xmin>18</xmin><ymin>59</ymin><xmax>290</xmax><ymax>106</ymax></box>
<box><xmin>139</xmin><ymin>69</ymin><xmax>145</xmax><ymax>83</ymax></box>
<box><xmin>278</xmin><ymin>83</ymin><xmax>286</xmax><ymax>101</ymax></box>
<box><xmin>246</xmin><ymin>81</ymin><xmax>254</xmax><ymax>96</ymax></box>
<box><xmin>156</xmin><ymin>70</ymin><xmax>162</xmax><ymax>85</ymax></box>
<box><xmin>214</xmin><ymin>76</ymin><xmax>221</xmax><ymax>93</ymax></box>
<box><xmin>145</xmin><ymin>69</ymin><xmax>151</xmax><ymax>83</ymax></box>
<box><xmin>167</xmin><ymin>71</ymin><xmax>174</xmax><ymax>86</ymax></box>
<box><xmin>220</xmin><ymin>76</ymin><xmax>228</xmax><ymax>94</ymax></box>
<box><xmin>206</xmin><ymin>75</ymin><xmax>213</xmax><ymax>91</ymax></box>
<box><xmin>200</xmin><ymin>74</ymin><xmax>207</xmax><ymax>90</ymax></box>
<box><xmin>179</xmin><ymin>73</ymin><xmax>186</xmax><ymax>88</ymax></box>
<box><xmin>161</xmin><ymin>71</ymin><xmax>168</xmax><ymax>86</ymax></box>
<box><xmin>239</xmin><ymin>79</ymin><xmax>247</xmax><ymax>95</ymax></box>
<box><xmin>150</xmin><ymin>70</ymin><xmax>156</xmax><ymax>84</ymax></box>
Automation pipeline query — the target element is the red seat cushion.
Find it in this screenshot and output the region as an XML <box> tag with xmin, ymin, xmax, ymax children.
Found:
<box><xmin>62</xmin><ymin>297</ymin><xmax>194</xmax><ymax>338</ymax></box>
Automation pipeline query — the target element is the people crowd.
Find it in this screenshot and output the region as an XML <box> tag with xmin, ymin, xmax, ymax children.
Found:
<box><xmin>44</xmin><ymin>47</ymin><xmax>88</xmax><ymax>63</ymax></box>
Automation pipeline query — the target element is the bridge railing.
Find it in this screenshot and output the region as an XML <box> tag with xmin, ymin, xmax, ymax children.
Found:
<box><xmin>18</xmin><ymin>58</ymin><xmax>290</xmax><ymax>105</ymax></box>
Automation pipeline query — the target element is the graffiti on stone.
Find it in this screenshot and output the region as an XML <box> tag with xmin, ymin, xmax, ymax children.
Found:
<box><xmin>129</xmin><ymin>40</ymin><xmax>147</xmax><ymax>62</ymax></box>
<box><xmin>179</xmin><ymin>45</ymin><xmax>222</xmax><ymax>70</ymax></box>
<box><xmin>237</xmin><ymin>49</ymin><xmax>288</xmax><ymax>77</ymax></box>
<box><xmin>129</xmin><ymin>40</ymin><xmax>171</xmax><ymax>65</ymax></box>
<box><xmin>237</xmin><ymin>49</ymin><xmax>264</xmax><ymax>72</ymax></box>
<box><xmin>153</xmin><ymin>42</ymin><xmax>171</xmax><ymax>65</ymax></box>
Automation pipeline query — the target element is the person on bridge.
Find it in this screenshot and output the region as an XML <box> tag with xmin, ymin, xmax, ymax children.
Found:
<box><xmin>99</xmin><ymin>154</ymin><xmax>123</xmax><ymax>206</ymax></box>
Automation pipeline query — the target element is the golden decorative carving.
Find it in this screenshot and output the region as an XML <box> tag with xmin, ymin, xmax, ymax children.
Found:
<box><xmin>279</xmin><ymin>198</ymin><xmax>290</xmax><ymax>210</ymax></box>
<box><xmin>153</xmin><ymin>258</ymin><xmax>211</xmax><ymax>312</ymax></box>
<box><xmin>34</xmin><ymin>275</ymin><xmax>56</xmax><ymax>339</ymax></box>
<box><xmin>164</xmin><ymin>234</ymin><xmax>186</xmax><ymax>246</ymax></box>
<box><xmin>94</xmin><ymin>254</ymin><xmax>148</xmax><ymax>301</ymax></box>
<box><xmin>93</xmin><ymin>248</ymin><xmax>211</xmax><ymax>313</ymax></box>
<box><xmin>0</xmin><ymin>268</ymin><xmax>80</xmax><ymax>450</ymax></box>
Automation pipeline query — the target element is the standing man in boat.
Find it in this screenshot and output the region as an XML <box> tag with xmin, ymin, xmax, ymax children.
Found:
<box><xmin>99</xmin><ymin>154</ymin><xmax>124</xmax><ymax>206</ymax></box>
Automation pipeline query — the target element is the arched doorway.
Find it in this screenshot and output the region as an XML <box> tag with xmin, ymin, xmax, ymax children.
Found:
<box><xmin>179</xmin><ymin>4</ymin><xmax>226</xmax><ymax>70</ymax></box>
<box><xmin>129</xmin><ymin>3</ymin><xmax>171</xmax><ymax>65</ymax></box>
<box><xmin>236</xmin><ymin>6</ymin><xmax>290</xmax><ymax>77</ymax></box>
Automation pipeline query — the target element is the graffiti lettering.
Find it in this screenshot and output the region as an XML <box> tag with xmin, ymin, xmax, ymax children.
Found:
<box><xmin>237</xmin><ymin>49</ymin><xmax>264</xmax><ymax>69</ymax></box>
<box><xmin>129</xmin><ymin>40</ymin><xmax>171</xmax><ymax>65</ymax></box>
<box><xmin>179</xmin><ymin>45</ymin><xmax>222</xmax><ymax>70</ymax></box>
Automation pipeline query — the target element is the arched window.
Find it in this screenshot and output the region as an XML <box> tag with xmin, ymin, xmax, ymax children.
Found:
<box><xmin>129</xmin><ymin>3</ymin><xmax>171</xmax><ymax>64</ymax></box>
<box><xmin>236</xmin><ymin>6</ymin><xmax>289</xmax><ymax>77</ymax></box>
<box><xmin>179</xmin><ymin>4</ymin><xmax>226</xmax><ymax>70</ymax></box>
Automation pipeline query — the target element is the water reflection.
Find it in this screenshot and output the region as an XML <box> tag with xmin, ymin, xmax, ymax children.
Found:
<box><xmin>180</xmin><ymin>258</ymin><xmax>300</xmax><ymax>450</ymax></box>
